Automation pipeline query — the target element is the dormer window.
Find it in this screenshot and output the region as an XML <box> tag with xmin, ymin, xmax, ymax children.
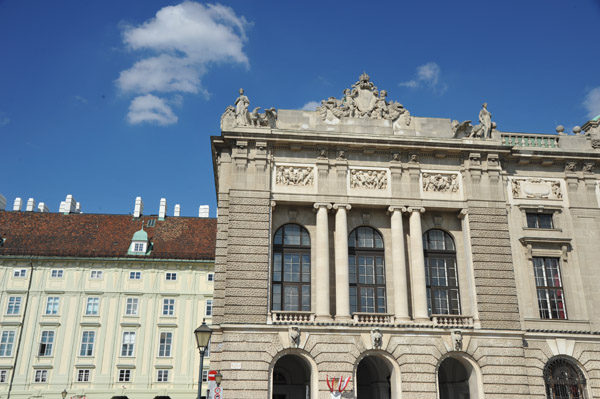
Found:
<box><xmin>133</xmin><ymin>243</ymin><xmax>146</xmax><ymax>253</ymax></box>
<box><xmin>127</xmin><ymin>226</ymin><xmax>151</xmax><ymax>256</ymax></box>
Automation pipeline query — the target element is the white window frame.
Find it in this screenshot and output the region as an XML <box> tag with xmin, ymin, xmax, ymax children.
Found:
<box><xmin>157</xmin><ymin>369</ymin><xmax>169</xmax><ymax>382</ymax></box>
<box><xmin>38</xmin><ymin>331</ymin><xmax>54</xmax><ymax>357</ymax></box>
<box><xmin>34</xmin><ymin>369</ymin><xmax>47</xmax><ymax>383</ymax></box>
<box><xmin>205</xmin><ymin>299</ymin><xmax>213</xmax><ymax>317</ymax></box>
<box><xmin>121</xmin><ymin>332</ymin><xmax>136</xmax><ymax>357</ymax></box>
<box><xmin>85</xmin><ymin>297</ymin><xmax>100</xmax><ymax>316</ymax></box>
<box><xmin>13</xmin><ymin>269</ymin><xmax>26</xmax><ymax>278</ymax></box>
<box><xmin>133</xmin><ymin>242</ymin><xmax>146</xmax><ymax>253</ymax></box>
<box><xmin>90</xmin><ymin>270</ymin><xmax>103</xmax><ymax>279</ymax></box>
<box><xmin>158</xmin><ymin>332</ymin><xmax>172</xmax><ymax>357</ymax></box>
<box><xmin>118</xmin><ymin>369</ymin><xmax>131</xmax><ymax>382</ymax></box>
<box><xmin>6</xmin><ymin>297</ymin><xmax>21</xmax><ymax>315</ymax></box>
<box><xmin>0</xmin><ymin>331</ymin><xmax>15</xmax><ymax>357</ymax></box>
<box><xmin>125</xmin><ymin>298</ymin><xmax>139</xmax><ymax>316</ymax></box>
<box><xmin>162</xmin><ymin>298</ymin><xmax>175</xmax><ymax>316</ymax></box>
<box><xmin>129</xmin><ymin>271</ymin><xmax>141</xmax><ymax>280</ymax></box>
<box><xmin>45</xmin><ymin>297</ymin><xmax>60</xmax><ymax>315</ymax></box>
<box><xmin>50</xmin><ymin>269</ymin><xmax>64</xmax><ymax>278</ymax></box>
<box><xmin>77</xmin><ymin>369</ymin><xmax>90</xmax><ymax>382</ymax></box>
<box><xmin>80</xmin><ymin>331</ymin><xmax>95</xmax><ymax>357</ymax></box>
<box><xmin>165</xmin><ymin>272</ymin><xmax>177</xmax><ymax>281</ymax></box>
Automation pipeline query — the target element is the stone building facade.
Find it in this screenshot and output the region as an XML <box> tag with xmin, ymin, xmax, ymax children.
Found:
<box><xmin>210</xmin><ymin>73</ymin><xmax>600</xmax><ymax>398</ymax></box>
<box><xmin>0</xmin><ymin>199</ymin><xmax>216</xmax><ymax>399</ymax></box>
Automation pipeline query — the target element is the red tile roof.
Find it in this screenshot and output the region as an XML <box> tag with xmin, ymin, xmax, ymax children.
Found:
<box><xmin>0</xmin><ymin>212</ymin><xmax>216</xmax><ymax>260</ymax></box>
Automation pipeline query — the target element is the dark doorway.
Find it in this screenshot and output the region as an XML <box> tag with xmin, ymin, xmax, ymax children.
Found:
<box><xmin>356</xmin><ymin>356</ymin><xmax>392</xmax><ymax>399</ymax></box>
<box><xmin>272</xmin><ymin>354</ymin><xmax>311</xmax><ymax>399</ymax></box>
<box><xmin>438</xmin><ymin>357</ymin><xmax>470</xmax><ymax>399</ymax></box>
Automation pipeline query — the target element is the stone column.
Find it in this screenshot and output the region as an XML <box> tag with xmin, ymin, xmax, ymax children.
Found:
<box><xmin>333</xmin><ymin>204</ymin><xmax>351</xmax><ymax>322</ymax></box>
<box><xmin>408</xmin><ymin>207</ymin><xmax>429</xmax><ymax>322</ymax></box>
<box><xmin>389</xmin><ymin>206</ymin><xmax>409</xmax><ymax>322</ymax></box>
<box><xmin>314</xmin><ymin>203</ymin><xmax>332</xmax><ymax>321</ymax></box>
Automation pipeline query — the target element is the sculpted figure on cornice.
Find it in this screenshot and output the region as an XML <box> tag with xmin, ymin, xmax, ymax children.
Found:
<box><xmin>422</xmin><ymin>173</ymin><xmax>460</xmax><ymax>193</ymax></box>
<box><xmin>317</xmin><ymin>73</ymin><xmax>411</xmax><ymax>125</ymax></box>
<box><xmin>452</xmin><ymin>102</ymin><xmax>497</xmax><ymax>140</ymax></box>
<box><xmin>220</xmin><ymin>88</ymin><xmax>277</xmax><ymax>129</ymax></box>
<box><xmin>511</xmin><ymin>178</ymin><xmax>563</xmax><ymax>199</ymax></box>
<box><xmin>276</xmin><ymin>166</ymin><xmax>314</xmax><ymax>187</ymax></box>
<box><xmin>350</xmin><ymin>169</ymin><xmax>388</xmax><ymax>190</ymax></box>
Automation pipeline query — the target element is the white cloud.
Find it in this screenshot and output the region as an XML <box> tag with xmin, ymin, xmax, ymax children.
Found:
<box><xmin>117</xmin><ymin>1</ymin><xmax>250</xmax><ymax>125</ymax></box>
<box><xmin>583</xmin><ymin>87</ymin><xmax>600</xmax><ymax>119</ymax></box>
<box><xmin>399</xmin><ymin>62</ymin><xmax>447</xmax><ymax>94</ymax></box>
<box><xmin>301</xmin><ymin>101</ymin><xmax>320</xmax><ymax>111</ymax></box>
<box><xmin>74</xmin><ymin>95</ymin><xmax>88</xmax><ymax>104</ymax></box>
<box><xmin>127</xmin><ymin>94</ymin><xmax>178</xmax><ymax>126</ymax></box>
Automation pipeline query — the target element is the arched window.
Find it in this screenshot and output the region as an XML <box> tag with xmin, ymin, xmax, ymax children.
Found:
<box><xmin>423</xmin><ymin>229</ymin><xmax>460</xmax><ymax>315</ymax></box>
<box><xmin>544</xmin><ymin>357</ymin><xmax>587</xmax><ymax>399</ymax></box>
<box><xmin>272</xmin><ymin>224</ymin><xmax>311</xmax><ymax>311</ymax></box>
<box><xmin>348</xmin><ymin>227</ymin><xmax>386</xmax><ymax>314</ymax></box>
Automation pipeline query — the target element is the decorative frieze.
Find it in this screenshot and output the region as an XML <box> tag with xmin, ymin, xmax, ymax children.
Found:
<box><xmin>349</xmin><ymin>168</ymin><xmax>388</xmax><ymax>190</ymax></box>
<box><xmin>510</xmin><ymin>178</ymin><xmax>563</xmax><ymax>200</ymax></box>
<box><xmin>422</xmin><ymin>172</ymin><xmax>460</xmax><ymax>193</ymax></box>
<box><xmin>275</xmin><ymin>165</ymin><xmax>314</xmax><ymax>187</ymax></box>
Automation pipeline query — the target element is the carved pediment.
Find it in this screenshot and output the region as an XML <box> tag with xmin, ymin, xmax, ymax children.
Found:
<box><xmin>316</xmin><ymin>73</ymin><xmax>411</xmax><ymax>125</ymax></box>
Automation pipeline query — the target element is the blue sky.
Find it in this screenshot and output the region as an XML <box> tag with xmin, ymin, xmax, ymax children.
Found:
<box><xmin>1</xmin><ymin>0</ymin><xmax>599</xmax><ymax>217</ymax></box>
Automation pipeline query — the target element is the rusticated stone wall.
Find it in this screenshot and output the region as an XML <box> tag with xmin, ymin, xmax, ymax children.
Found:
<box><xmin>468</xmin><ymin>207</ymin><xmax>522</xmax><ymax>330</ymax></box>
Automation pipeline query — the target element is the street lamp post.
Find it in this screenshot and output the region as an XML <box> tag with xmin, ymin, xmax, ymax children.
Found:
<box><xmin>215</xmin><ymin>371</ymin><xmax>223</xmax><ymax>387</ymax></box>
<box><xmin>61</xmin><ymin>390</ymin><xmax>67</xmax><ymax>399</ymax></box>
<box><xmin>194</xmin><ymin>320</ymin><xmax>212</xmax><ymax>399</ymax></box>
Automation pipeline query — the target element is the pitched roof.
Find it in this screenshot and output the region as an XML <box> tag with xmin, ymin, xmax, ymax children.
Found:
<box><xmin>0</xmin><ymin>211</ymin><xmax>216</xmax><ymax>260</ymax></box>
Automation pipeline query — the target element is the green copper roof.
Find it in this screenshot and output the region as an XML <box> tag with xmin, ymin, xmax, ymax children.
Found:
<box><xmin>593</xmin><ymin>114</ymin><xmax>600</xmax><ymax>121</ymax></box>
<box><xmin>132</xmin><ymin>228</ymin><xmax>148</xmax><ymax>241</ymax></box>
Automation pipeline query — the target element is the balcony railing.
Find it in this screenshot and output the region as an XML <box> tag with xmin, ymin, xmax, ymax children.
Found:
<box><xmin>270</xmin><ymin>311</ymin><xmax>315</xmax><ymax>324</ymax></box>
<box><xmin>501</xmin><ymin>133</ymin><xmax>559</xmax><ymax>148</ymax></box>
<box><xmin>352</xmin><ymin>313</ymin><xmax>394</xmax><ymax>326</ymax></box>
<box><xmin>431</xmin><ymin>314</ymin><xmax>474</xmax><ymax>328</ymax></box>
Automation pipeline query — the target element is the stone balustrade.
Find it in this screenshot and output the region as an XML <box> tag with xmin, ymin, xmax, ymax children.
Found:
<box><xmin>352</xmin><ymin>313</ymin><xmax>394</xmax><ymax>326</ymax></box>
<box><xmin>270</xmin><ymin>311</ymin><xmax>315</xmax><ymax>324</ymax></box>
<box><xmin>501</xmin><ymin>133</ymin><xmax>559</xmax><ymax>148</ymax></box>
<box><xmin>431</xmin><ymin>314</ymin><xmax>474</xmax><ymax>328</ymax></box>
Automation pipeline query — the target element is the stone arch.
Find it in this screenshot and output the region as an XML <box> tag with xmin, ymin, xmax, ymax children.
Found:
<box><xmin>354</xmin><ymin>350</ymin><xmax>401</xmax><ymax>399</ymax></box>
<box><xmin>544</xmin><ymin>355</ymin><xmax>590</xmax><ymax>399</ymax></box>
<box><xmin>436</xmin><ymin>352</ymin><xmax>484</xmax><ymax>399</ymax></box>
<box><xmin>269</xmin><ymin>348</ymin><xmax>318</xmax><ymax>399</ymax></box>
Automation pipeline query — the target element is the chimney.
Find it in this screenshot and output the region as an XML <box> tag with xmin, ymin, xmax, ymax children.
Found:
<box><xmin>38</xmin><ymin>202</ymin><xmax>49</xmax><ymax>213</ymax></box>
<box><xmin>13</xmin><ymin>197</ymin><xmax>22</xmax><ymax>211</ymax></box>
<box><xmin>174</xmin><ymin>204</ymin><xmax>181</xmax><ymax>217</ymax></box>
<box><xmin>75</xmin><ymin>202</ymin><xmax>82</xmax><ymax>213</ymax></box>
<box><xmin>159</xmin><ymin>198</ymin><xmax>167</xmax><ymax>220</ymax></box>
<box><xmin>0</xmin><ymin>194</ymin><xmax>6</xmax><ymax>211</ymax></box>
<box><xmin>133</xmin><ymin>197</ymin><xmax>144</xmax><ymax>218</ymax></box>
<box><xmin>59</xmin><ymin>194</ymin><xmax>78</xmax><ymax>214</ymax></box>
<box><xmin>26</xmin><ymin>198</ymin><xmax>36</xmax><ymax>212</ymax></box>
<box><xmin>198</xmin><ymin>205</ymin><xmax>210</xmax><ymax>218</ymax></box>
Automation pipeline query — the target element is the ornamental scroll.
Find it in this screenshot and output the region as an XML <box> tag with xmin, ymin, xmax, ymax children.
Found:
<box><xmin>422</xmin><ymin>173</ymin><xmax>460</xmax><ymax>193</ymax></box>
<box><xmin>275</xmin><ymin>166</ymin><xmax>314</xmax><ymax>187</ymax></box>
<box><xmin>511</xmin><ymin>178</ymin><xmax>563</xmax><ymax>199</ymax></box>
<box><xmin>350</xmin><ymin>169</ymin><xmax>388</xmax><ymax>190</ymax></box>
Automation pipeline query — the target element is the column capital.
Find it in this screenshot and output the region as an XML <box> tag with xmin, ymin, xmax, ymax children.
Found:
<box><xmin>387</xmin><ymin>205</ymin><xmax>407</xmax><ymax>214</ymax></box>
<box><xmin>457</xmin><ymin>209</ymin><xmax>468</xmax><ymax>219</ymax></box>
<box><xmin>333</xmin><ymin>203</ymin><xmax>351</xmax><ymax>211</ymax></box>
<box><xmin>314</xmin><ymin>202</ymin><xmax>332</xmax><ymax>210</ymax></box>
<box><xmin>271</xmin><ymin>200</ymin><xmax>277</xmax><ymax>209</ymax></box>
<box><xmin>407</xmin><ymin>206</ymin><xmax>425</xmax><ymax>214</ymax></box>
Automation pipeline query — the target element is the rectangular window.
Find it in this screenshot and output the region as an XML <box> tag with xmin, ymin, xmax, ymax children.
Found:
<box><xmin>121</xmin><ymin>332</ymin><xmax>136</xmax><ymax>357</ymax></box>
<box><xmin>90</xmin><ymin>270</ymin><xmax>103</xmax><ymax>279</ymax></box>
<box><xmin>39</xmin><ymin>331</ymin><xmax>54</xmax><ymax>356</ymax></box>
<box><xmin>45</xmin><ymin>297</ymin><xmax>60</xmax><ymax>315</ymax></box>
<box><xmin>34</xmin><ymin>370</ymin><xmax>47</xmax><ymax>383</ymax></box>
<box><xmin>157</xmin><ymin>369</ymin><xmax>169</xmax><ymax>382</ymax></box>
<box><xmin>85</xmin><ymin>297</ymin><xmax>99</xmax><ymax>315</ymax></box>
<box><xmin>125</xmin><ymin>298</ymin><xmax>139</xmax><ymax>316</ymax></box>
<box><xmin>205</xmin><ymin>300</ymin><xmax>213</xmax><ymax>317</ymax></box>
<box><xmin>207</xmin><ymin>273</ymin><xmax>214</xmax><ymax>282</ymax></box>
<box><xmin>534</xmin><ymin>257</ymin><xmax>567</xmax><ymax>319</ymax></box>
<box><xmin>165</xmin><ymin>272</ymin><xmax>177</xmax><ymax>281</ymax></box>
<box><xmin>133</xmin><ymin>243</ymin><xmax>145</xmax><ymax>252</ymax></box>
<box><xmin>118</xmin><ymin>369</ymin><xmax>131</xmax><ymax>382</ymax></box>
<box><xmin>50</xmin><ymin>269</ymin><xmax>63</xmax><ymax>278</ymax></box>
<box><xmin>6</xmin><ymin>297</ymin><xmax>21</xmax><ymax>315</ymax></box>
<box><xmin>77</xmin><ymin>369</ymin><xmax>90</xmax><ymax>382</ymax></box>
<box><xmin>526</xmin><ymin>213</ymin><xmax>554</xmax><ymax>229</ymax></box>
<box><xmin>158</xmin><ymin>332</ymin><xmax>172</xmax><ymax>357</ymax></box>
<box><xmin>13</xmin><ymin>269</ymin><xmax>26</xmax><ymax>278</ymax></box>
<box><xmin>0</xmin><ymin>331</ymin><xmax>15</xmax><ymax>357</ymax></box>
<box><xmin>129</xmin><ymin>271</ymin><xmax>141</xmax><ymax>280</ymax></box>
<box><xmin>0</xmin><ymin>370</ymin><xmax>7</xmax><ymax>383</ymax></box>
<box><xmin>202</xmin><ymin>369</ymin><xmax>208</xmax><ymax>382</ymax></box>
<box><xmin>80</xmin><ymin>331</ymin><xmax>95</xmax><ymax>356</ymax></box>
<box><xmin>162</xmin><ymin>299</ymin><xmax>175</xmax><ymax>316</ymax></box>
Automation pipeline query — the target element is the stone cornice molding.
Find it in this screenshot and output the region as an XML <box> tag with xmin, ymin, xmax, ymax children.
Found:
<box><xmin>407</xmin><ymin>207</ymin><xmax>425</xmax><ymax>213</ymax></box>
<box><xmin>333</xmin><ymin>204</ymin><xmax>351</xmax><ymax>211</ymax></box>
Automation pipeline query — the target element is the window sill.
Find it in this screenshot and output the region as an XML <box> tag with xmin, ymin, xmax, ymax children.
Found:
<box><xmin>524</xmin><ymin>318</ymin><xmax>591</xmax><ymax>334</ymax></box>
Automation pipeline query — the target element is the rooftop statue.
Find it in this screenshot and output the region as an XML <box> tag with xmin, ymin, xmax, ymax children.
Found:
<box><xmin>452</xmin><ymin>102</ymin><xmax>497</xmax><ymax>140</ymax></box>
<box><xmin>316</xmin><ymin>72</ymin><xmax>412</xmax><ymax>125</ymax></box>
<box><xmin>220</xmin><ymin>88</ymin><xmax>277</xmax><ymax>129</ymax></box>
